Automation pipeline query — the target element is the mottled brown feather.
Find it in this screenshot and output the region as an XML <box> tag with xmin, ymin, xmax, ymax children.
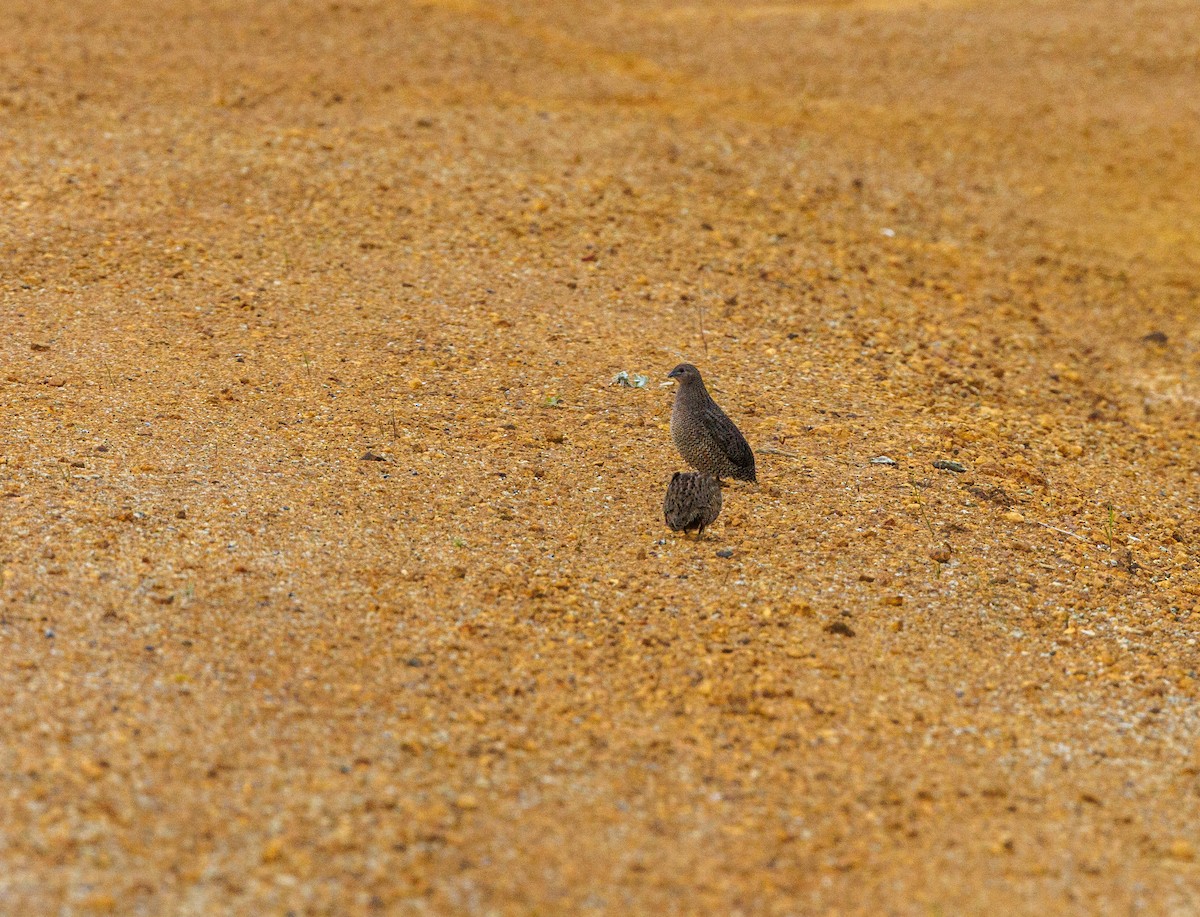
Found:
<box><xmin>668</xmin><ymin>363</ymin><xmax>757</xmax><ymax>482</ymax></box>
<box><xmin>663</xmin><ymin>472</ymin><xmax>722</xmax><ymax>536</ymax></box>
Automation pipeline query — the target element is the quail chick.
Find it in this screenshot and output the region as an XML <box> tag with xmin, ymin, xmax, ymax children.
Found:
<box><xmin>667</xmin><ymin>363</ymin><xmax>757</xmax><ymax>482</ymax></box>
<box><xmin>663</xmin><ymin>471</ymin><xmax>722</xmax><ymax>538</ymax></box>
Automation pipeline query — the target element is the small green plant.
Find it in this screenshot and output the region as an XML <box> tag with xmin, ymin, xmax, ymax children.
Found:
<box><xmin>452</xmin><ymin>537</ymin><xmax>466</xmax><ymax>548</ymax></box>
<box><xmin>543</xmin><ymin>395</ymin><xmax>562</xmax><ymax>408</ymax></box>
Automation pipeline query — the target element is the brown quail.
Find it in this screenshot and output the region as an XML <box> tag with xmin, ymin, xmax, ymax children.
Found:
<box><xmin>667</xmin><ymin>363</ymin><xmax>757</xmax><ymax>482</ymax></box>
<box><xmin>663</xmin><ymin>471</ymin><xmax>722</xmax><ymax>538</ymax></box>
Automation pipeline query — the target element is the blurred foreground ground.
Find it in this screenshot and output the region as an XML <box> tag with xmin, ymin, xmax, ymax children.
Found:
<box><xmin>3</xmin><ymin>0</ymin><xmax>1200</xmax><ymax>912</ymax></box>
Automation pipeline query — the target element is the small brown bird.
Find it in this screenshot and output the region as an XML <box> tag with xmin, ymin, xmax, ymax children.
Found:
<box><xmin>667</xmin><ymin>363</ymin><xmax>757</xmax><ymax>482</ymax></box>
<box><xmin>663</xmin><ymin>471</ymin><xmax>722</xmax><ymax>538</ymax></box>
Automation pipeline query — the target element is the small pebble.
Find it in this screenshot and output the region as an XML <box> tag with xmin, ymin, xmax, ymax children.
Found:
<box><xmin>716</xmin><ymin>549</ymin><xmax>734</xmax><ymax>558</ymax></box>
<box><xmin>1168</xmin><ymin>839</ymin><xmax>1195</xmax><ymax>861</ymax></box>
<box><xmin>932</xmin><ymin>460</ymin><xmax>966</xmax><ymax>473</ymax></box>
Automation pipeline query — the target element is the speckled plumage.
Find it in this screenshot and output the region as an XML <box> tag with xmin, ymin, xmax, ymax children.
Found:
<box><xmin>668</xmin><ymin>363</ymin><xmax>757</xmax><ymax>482</ymax></box>
<box><xmin>663</xmin><ymin>471</ymin><xmax>722</xmax><ymax>537</ymax></box>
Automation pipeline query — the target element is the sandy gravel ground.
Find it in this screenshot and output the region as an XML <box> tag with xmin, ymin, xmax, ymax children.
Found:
<box><xmin>3</xmin><ymin>0</ymin><xmax>1200</xmax><ymax>913</ymax></box>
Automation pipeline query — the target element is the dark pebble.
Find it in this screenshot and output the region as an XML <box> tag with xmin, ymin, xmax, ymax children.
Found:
<box><xmin>716</xmin><ymin>549</ymin><xmax>734</xmax><ymax>558</ymax></box>
<box><xmin>825</xmin><ymin>621</ymin><xmax>855</xmax><ymax>637</ymax></box>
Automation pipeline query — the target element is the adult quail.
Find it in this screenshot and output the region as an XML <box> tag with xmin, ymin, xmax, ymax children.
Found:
<box><xmin>667</xmin><ymin>363</ymin><xmax>757</xmax><ymax>482</ymax></box>
<box><xmin>663</xmin><ymin>471</ymin><xmax>722</xmax><ymax>538</ymax></box>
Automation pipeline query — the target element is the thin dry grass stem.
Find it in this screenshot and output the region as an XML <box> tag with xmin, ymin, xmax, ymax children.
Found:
<box><xmin>99</xmin><ymin>358</ymin><xmax>117</xmax><ymax>390</ymax></box>
<box><xmin>907</xmin><ymin>478</ymin><xmax>938</xmax><ymax>546</ymax></box>
<box><xmin>908</xmin><ymin>477</ymin><xmax>951</xmax><ymax>578</ymax></box>
<box><xmin>908</xmin><ymin>478</ymin><xmax>998</xmax><ymax>601</ymax></box>
<box><xmin>1032</xmin><ymin>520</ymin><xmax>1089</xmax><ymax>543</ymax></box>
